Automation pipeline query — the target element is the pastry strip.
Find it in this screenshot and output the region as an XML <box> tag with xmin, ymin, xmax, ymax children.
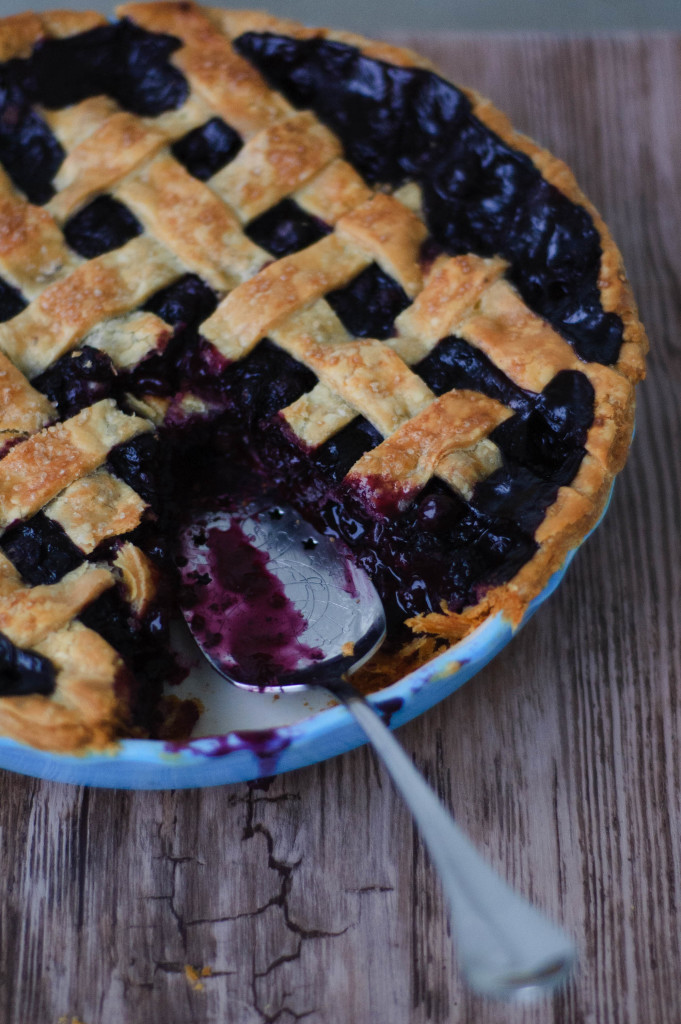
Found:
<box><xmin>0</xmin><ymin>400</ymin><xmax>151</xmax><ymax>530</ymax></box>
<box><xmin>0</xmin><ymin>563</ymin><xmax>115</xmax><ymax>648</ymax></box>
<box><xmin>336</xmin><ymin>194</ymin><xmax>428</xmax><ymax>298</ymax></box>
<box><xmin>0</xmin><ymin>237</ymin><xmax>181</xmax><ymax>378</ymax></box>
<box><xmin>0</xmin><ymin>352</ymin><xmax>56</xmax><ymax>435</ymax></box>
<box><xmin>202</xmin><ymin>234</ymin><xmax>371</xmax><ymax>359</ymax></box>
<box><xmin>47</xmin><ymin>113</ymin><xmax>168</xmax><ymax>223</ymax></box>
<box><xmin>346</xmin><ymin>390</ymin><xmax>511</xmax><ymax>506</ymax></box>
<box><xmin>209</xmin><ymin>111</ymin><xmax>342</xmax><ymax>223</ymax></box>
<box><xmin>117</xmin><ymin>155</ymin><xmax>267</xmax><ymax>291</ymax></box>
<box><xmin>45</xmin><ymin>469</ymin><xmax>148</xmax><ymax>554</ymax></box>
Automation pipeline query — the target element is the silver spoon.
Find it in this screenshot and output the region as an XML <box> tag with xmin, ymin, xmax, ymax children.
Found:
<box><xmin>178</xmin><ymin>501</ymin><xmax>576</xmax><ymax>999</ymax></box>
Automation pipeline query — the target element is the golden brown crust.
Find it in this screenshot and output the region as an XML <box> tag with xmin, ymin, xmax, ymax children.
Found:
<box><xmin>336</xmin><ymin>194</ymin><xmax>428</xmax><ymax>298</ymax></box>
<box><xmin>0</xmin><ymin>12</ymin><xmax>43</xmax><ymax>61</ymax></box>
<box><xmin>117</xmin><ymin>154</ymin><xmax>267</xmax><ymax>291</ymax></box>
<box><xmin>113</xmin><ymin>542</ymin><xmax>159</xmax><ymax>615</ymax></box>
<box><xmin>0</xmin><ymin>351</ymin><xmax>56</xmax><ymax>435</ymax></box>
<box><xmin>347</xmin><ymin>391</ymin><xmax>511</xmax><ymax>506</ymax></box>
<box><xmin>202</xmin><ymin>234</ymin><xmax>370</xmax><ymax>358</ymax></box>
<box><xmin>45</xmin><ymin>469</ymin><xmax>148</xmax><ymax>554</ymax></box>
<box><xmin>0</xmin><ymin>171</ymin><xmax>79</xmax><ymax>299</ymax></box>
<box><xmin>0</xmin><ymin>237</ymin><xmax>180</xmax><ymax>377</ymax></box>
<box><xmin>0</xmin><ymin>622</ymin><xmax>126</xmax><ymax>753</ymax></box>
<box><xmin>48</xmin><ymin>113</ymin><xmax>167</xmax><ymax>223</ymax></box>
<box><xmin>210</xmin><ymin>111</ymin><xmax>342</xmax><ymax>222</ymax></box>
<box><xmin>0</xmin><ymin>400</ymin><xmax>151</xmax><ymax>530</ymax></box>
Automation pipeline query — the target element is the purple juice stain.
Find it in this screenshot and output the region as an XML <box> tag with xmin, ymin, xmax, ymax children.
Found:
<box><xmin>165</xmin><ymin>726</ymin><xmax>292</xmax><ymax>777</ymax></box>
<box><xmin>179</xmin><ymin>516</ymin><xmax>324</xmax><ymax>688</ymax></box>
<box><xmin>376</xmin><ymin>696</ymin><xmax>403</xmax><ymax>727</ymax></box>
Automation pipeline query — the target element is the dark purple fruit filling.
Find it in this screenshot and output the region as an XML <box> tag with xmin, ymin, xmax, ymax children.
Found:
<box><xmin>0</xmin><ymin>277</ymin><xmax>27</xmax><ymax>322</ymax></box>
<box><xmin>245</xmin><ymin>198</ymin><xmax>330</xmax><ymax>257</ymax></box>
<box><xmin>171</xmin><ymin>117</ymin><xmax>243</xmax><ymax>181</ymax></box>
<box><xmin>235</xmin><ymin>32</ymin><xmax>624</xmax><ymax>366</ymax></box>
<box><xmin>0</xmin><ymin>633</ymin><xmax>55</xmax><ymax>697</ymax></box>
<box><xmin>415</xmin><ymin>336</ymin><xmax>531</xmax><ymax>413</ymax></box>
<box><xmin>470</xmin><ymin>463</ymin><xmax>559</xmax><ymax>535</ymax></box>
<box><xmin>312</xmin><ymin>417</ymin><xmax>383</xmax><ymax>485</ymax></box>
<box><xmin>143</xmin><ymin>273</ymin><xmax>219</xmax><ymax>329</ymax></box>
<box><xmin>192</xmin><ymin>339</ymin><xmax>318</xmax><ymax>431</ymax></box>
<box><xmin>1</xmin><ymin>514</ymin><xmax>83</xmax><ymax>586</ymax></box>
<box><xmin>314</xmin><ymin>479</ymin><xmax>536</xmax><ymax>630</ymax></box>
<box><xmin>234</xmin><ymin>34</ymin><xmax>466</xmax><ymax>187</ymax></box>
<box><xmin>33</xmin><ymin>346</ymin><xmax>117</xmax><ymax>417</ymax></box>
<box><xmin>26</xmin><ymin>20</ymin><xmax>188</xmax><ymax>116</ymax></box>
<box><xmin>108</xmin><ymin>433</ymin><xmax>164</xmax><ymax>511</ymax></box>
<box><xmin>490</xmin><ymin>370</ymin><xmax>594</xmax><ymax>485</ymax></box>
<box><xmin>179</xmin><ymin>516</ymin><xmax>323</xmax><ymax>688</ymax></box>
<box><xmin>170</xmin><ymin>337</ymin><xmax>318</xmax><ymax>434</ymax></box>
<box><xmin>63</xmin><ymin>196</ymin><xmax>143</xmax><ymax>259</ymax></box>
<box><xmin>124</xmin><ymin>275</ymin><xmax>220</xmax><ymax>398</ymax></box>
<box><xmin>79</xmin><ymin>588</ymin><xmax>175</xmax><ymax>726</ymax></box>
<box><xmin>0</xmin><ymin>65</ymin><xmax>64</xmax><ymax>203</ymax></box>
<box><xmin>326</xmin><ymin>264</ymin><xmax>410</xmax><ymax>339</ymax></box>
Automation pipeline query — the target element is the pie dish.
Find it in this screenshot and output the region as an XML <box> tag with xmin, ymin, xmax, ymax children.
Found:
<box><xmin>0</xmin><ymin>3</ymin><xmax>647</xmax><ymax>755</ymax></box>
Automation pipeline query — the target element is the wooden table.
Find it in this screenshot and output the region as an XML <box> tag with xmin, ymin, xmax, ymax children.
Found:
<box><xmin>1</xmin><ymin>33</ymin><xmax>678</xmax><ymax>1024</ymax></box>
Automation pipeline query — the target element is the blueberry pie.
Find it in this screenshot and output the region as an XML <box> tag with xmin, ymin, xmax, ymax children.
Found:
<box><xmin>0</xmin><ymin>3</ymin><xmax>647</xmax><ymax>750</ymax></box>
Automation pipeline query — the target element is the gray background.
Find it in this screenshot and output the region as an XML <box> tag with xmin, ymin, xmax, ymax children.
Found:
<box><xmin>0</xmin><ymin>0</ymin><xmax>679</xmax><ymax>32</ymax></box>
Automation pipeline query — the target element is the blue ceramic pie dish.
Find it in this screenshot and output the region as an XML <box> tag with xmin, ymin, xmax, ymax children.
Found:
<box><xmin>0</xmin><ymin>533</ymin><xmax>589</xmax><ymax>789</ymax></box>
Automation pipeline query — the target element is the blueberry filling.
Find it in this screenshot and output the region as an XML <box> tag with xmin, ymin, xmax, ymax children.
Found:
<box><xmin>171</xmin><ymin>117</ymin><xmax>243</xmax><ymax>181</ymax></box>
<box><xmin>326</xmin><ymin>264</ymin><xmax>411</xmax><ymax>339</ymax></box>
<box><xmin>63</xmin><ymin>196</ymin><xmax>143</xmax><ymax>259</ymax></box>
<box><xmin>490</xmin><ymin>370</ymin><xmax>594</xmax><ymax>484</ymax></box>
<box><xmin>79</xmin><ymin>588</ymin><xmax>176</xmax><ymax>726</ymax></box>
<box><xmin>311</xmin><ymin>479</ymin><xmax>537</xmax><ymax>629</ymax></box>
<box><xmin>312</xmin><ymin>417</ymin><xmax>384</xmax><ymax>484</ymax></box>
<box><xmin>123</xmin><ymin>275</ymin><xmax>220</xmax><ymax>398</ymax></box>
<box><xmin>108</xmin><ymin>433</ymin><xmax>164</xmax><ymax>511</ymax></box>
<box><xmin>143</xmin><ymin>273</ymin><xmax>220</xmax><ymax>329</ymax></box>
<box><xmin>0</xmin><ymin>633</ymin><xmax>55</xmax><ymax>697</ymax></box>
<box><xmin>26</xmin><ymin>20</ymin><xmax>188</xmax><ymax>116</ymax></box>
<box><xmin>414</xmin><ymin>336</ymin><xmax>532</xmax><ymax>413</ymax></box>
<box><xmin>235</xmin><ymin>32</ymin><xmax>624</xmax><ymax>366</ymax></box>
<box><xmin>33</xmin><ymin>346</ymin><xmax>118</xmax><ymax>417</ymax></box>
<box><xmin>189</xmin><ymin>339</ymin><xmax>318</xmax><ymax>430</ymax></box>
<box><xmin>470</xmin><ymin>463</ymin><xmax>560</xmax><ymax>535</ymax></box>
<box><xmin>1</xmin><ymin>514</ymin><xmax>83</xmax><ymax>586</ymax></box>
<box><xmin>0</xmin><ymin>65</ymin><xmax>64</xmax><ymax>203</ymax></box>
<box><xmin>245</xmin><ymin>199</ymin><xmax>330</xmax><ymax>258</ymax></box>
<box><xmin>0</xmin><ymin>278</ymin><xmax>27</xmax><ymax>323</ymax></box>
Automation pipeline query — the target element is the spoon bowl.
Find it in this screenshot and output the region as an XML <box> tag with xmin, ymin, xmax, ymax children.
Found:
<box><xmin>178</xmin><ymin>502</ymin><xmax>386</xmax><ymax>691</ymax></box>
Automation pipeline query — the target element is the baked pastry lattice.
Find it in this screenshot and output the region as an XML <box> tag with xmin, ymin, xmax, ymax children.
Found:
<box><xmin>0</xmin><ymin>3</ymin><xmax>647</xmax><ymax>750</ymax></box>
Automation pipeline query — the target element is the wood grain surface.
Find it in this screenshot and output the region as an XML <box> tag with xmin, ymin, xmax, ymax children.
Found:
<box><xmin>0</xmin><ymin>33</ymin><xmax>679</xmax><ymax>1024</ymax></box>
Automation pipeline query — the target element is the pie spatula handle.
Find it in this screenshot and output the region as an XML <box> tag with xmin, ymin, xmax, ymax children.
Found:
<box><xmin>336</xmin><ymin>684</ymin><xmax>576</xmax><ymax>999</ymax></box>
